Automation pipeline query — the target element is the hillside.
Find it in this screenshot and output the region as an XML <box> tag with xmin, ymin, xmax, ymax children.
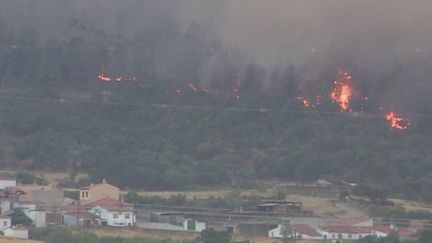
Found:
<box><xmin>0</xmin><ymin>1</ymin><xmax>432</xmax><ymax>201</ymax></box>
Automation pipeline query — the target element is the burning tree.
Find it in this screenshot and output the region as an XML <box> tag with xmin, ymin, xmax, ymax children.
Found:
<box><xmin>330</xmin><ymin>69</ymin><xmax>353</xmax><ymax>112</ymax></box>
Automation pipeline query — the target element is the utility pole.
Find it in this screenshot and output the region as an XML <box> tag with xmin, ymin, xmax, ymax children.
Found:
<box><xmin>280</xmin><ymin>218</ymin><xmax>291</xmax><ymax>243</ymax></box>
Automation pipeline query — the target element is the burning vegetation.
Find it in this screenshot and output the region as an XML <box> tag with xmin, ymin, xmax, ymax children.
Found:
<box><xmin>386</xmin><ymin>111</ymin><xmax>410</xmax><ymax>130</ymax></box>
<box><xmin>97</xmin><ymin>67</ymin><xmax>137</xmax><ymax>83</ymax></box>
<box><xmin>97</xmin><ymin>66</ymin><xmax>411</xmax><ymax>130</ymax></box>
<box><xmin>298</xmin><ymin>97</ymin><xmax>316</xmax><ymax>109</ymax></box>
<box><xmin>330</xmin><ymin>70</ymin><xmax>353</xmax><ymax>112</ymax></box>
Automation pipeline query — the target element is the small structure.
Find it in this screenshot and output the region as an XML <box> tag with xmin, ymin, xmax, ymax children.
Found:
<box><xmin>62</xmin><ymin>205</ymin><xmax>93</xmax><ymax>227</ymax></box>
<box><xmin>27</xmin><ymin>209</ymin><xmax>46</xmax><ymax>228</ymax></box>
<box><xmin>0</xmin><ymin>215</ymin><xmax>11</xmax><ymax>231</ymax></box>
<box><xmin>13</xmin><ymin>202</ymin><xmax>46</xmax><ymax>228</ymax></box>
<box><xmin>79</xmin><ymin>179</ymin><xmax>120</xmax><ymax>202</ymax></box>
<box><xmin>3</xmin><ymin>226</ymin><xmax>29</xmax><ymax>239</ymax></box>
<box><xmin>151</xmin><ymin>212</ymin><xmax>177</xmax><ymax>224</ymax></box>
<box><xmin>87</xmin><ymin>198</ymin><xmax>136</xmax><ymax>227</ymax></box>
<box><xmin>269</xmin><ymin>224</ymin><xmax>322</xmax><ymax>240</ymax></box>
<box><xmin>183</xmin><ymin>219</ymin><xmax>206</xmax><ymax>232</ymax></box>
<box><xmin>256</xmin><ymin>200</ymin><xmax>303</xmax><ymax>213</ymax></box>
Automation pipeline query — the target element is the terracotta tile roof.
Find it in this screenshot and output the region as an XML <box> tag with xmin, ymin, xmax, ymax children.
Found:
<box><xmin>374</xmin><ymin>225</ymin><xmax>414</xmax><ymax>237</ymax></box>
<box><xmin>334</xmin><ymin>216</ymin><xmax>372</xmax><ymax>226</ymax></box>
<box><xmin>62</xmin><ymin>205</ymin><xmax>87</xmax><ymax>214</ymax></box>
<box><xmin>320</xmin><ymin>226</ymin><xmax>373</xmax><ymax>234</ymax></box>
<box><xmin>0</xmin><ymin>214</ymin><xmax>10</xmax><ymax>219</ymax></box>
<box><xmin>291</xmin><ymin>224</ymin><xmax>321</xmax><ymax>237</ymax></box>
<box><xmin>83</xmin><ymin>198</ymin><xmax>132</xmax><ymax>207</ymax></box>
<box><xmin>84</xmin><ymin>198</ymin><xmax>134</xmax><ymax>212</ymax></box>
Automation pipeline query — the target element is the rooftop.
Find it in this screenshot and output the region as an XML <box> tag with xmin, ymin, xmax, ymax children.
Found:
<box><xmin>291</xmin><ymin>224</ymin><xmax>321</xmax><ymax>237</ymax></box>
<box><xmin>319</xmin><ymin>226</ymin><xmax>373</xmax><ymax>234</ymax></box>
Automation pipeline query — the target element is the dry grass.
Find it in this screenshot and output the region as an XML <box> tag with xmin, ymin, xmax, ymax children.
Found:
<box><xmin>390</xmin><ymin>198</ymin><xmax>432</xmax><ymax>213</ymax></box>
<box><xmin>90</xmin><ymin>227</ymin><xmax>199</xmax><ymax>240</ymax></box>
<box><xmin>34</xmin><ymin>172</ymin><xmax>88</xmax><ymax>186</ymax></box>
<box><xmin>0</xmin><ymin>237</ymin><xmax>42</xmax><ymax>243</ymax></box>
<box><xmin>285</xmin><ymin>194</ymin><xmax>347</xmax><ymax>216</ymax></box>
<box><xmin>133</xmin><ymin>189</ymin><xmax>272</xmax><ymax>200</ymax></box>
<box><xmin>132</xmin><ymin>189</ymin><xmax>355</xmax><ymax>217</ymax></box>
<box><xmin>89</xmin><ymin>228</ymin><xmax>317</xmax><ymax>243</ymax></box>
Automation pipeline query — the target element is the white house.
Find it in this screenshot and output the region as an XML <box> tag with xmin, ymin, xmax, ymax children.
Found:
<box><xmin>183</xmin><ymin>219</ymin><xmax>206</xmax><ymax>232</ymax></box>
<box><xmin>88</xmin><ymin>199</ymin><xmax>136</xmax><ymax>227</ymax></box>
<box><xmin>0</xmin><ymin>215</ymin><xmax>11</xmax><ymax>231</ymax></box>
<box><xmin>318</xmin><ymin>226</ymin><xmax>380</xmax><ymax>242</ymax></box>
<box><xmin>269</xmin><ymin>224</ymin><xmax>322</xmax><ymax>240</ymax></box>
<box><xmin>3</xmin><ymin>226</ymin><xmax>29</xmax><ymax>239</ymax></box>
<box><xmin>0</xmin><ymin>179</ymin><xmax>16</xmax><ymax>190</ymax></box>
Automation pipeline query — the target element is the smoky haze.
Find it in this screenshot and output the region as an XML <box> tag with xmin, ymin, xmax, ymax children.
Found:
<box><xmin>1</xmin><ymin>0</ymin><xmax>432</xmax><ymax>110</ymax></box>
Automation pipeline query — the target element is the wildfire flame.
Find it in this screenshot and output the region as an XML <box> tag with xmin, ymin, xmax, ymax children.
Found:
<box><xmin>298</xmin><ymin>97</ymin><xmax>316</xmax><ymax>108</ymax></box>
<box><xmin>97</xmin><ymin>67</ymin><xmax>137</xmax><ymax>83</ymax></box>
<box><xmin>386</xmin><ymin>111</ymin><xmax>410</xmax><ymax>130</ymax></box>
<box><xmin>232</xmin><ymin>74</ymin><xmax>240</xmax><ymax>99</ymax></box>
<box><xmin>330</xmin><ymin>70</ymin><xmax>353</xmax><ymax>112</ymax></box>
<box><xmin>187</xmin><ymin>83</ymin><xmax>198</xmax><ymax>93</ymax></box>
<box><xmin>175</xmin><ymin>83</ymin><xmax>209</xmax><ymax>94</ymax></box>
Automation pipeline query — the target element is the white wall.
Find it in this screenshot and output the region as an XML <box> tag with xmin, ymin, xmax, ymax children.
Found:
<box><xmin>4</xmin><ymin>228</ymin><xmax>29</xmax><ymax>239</ymax></box>
<box><xmin>268</xmin><ymin>225</ymin><xmax>322</xmax><ymax>240</ymax></box>
<box><xmin>90</xmin><ymin>206</ymin><xmax>135</xmax><ymax>227</ymax></box>
<box><xmin>183</xmin><ymin>219</ymin><xmax>206</xmax><ymax>232</ymax></box>
<box><xmin>318</xmin><ymin>230</ymin><xmax>374</xmax><ymax>241</ymax></box>
<box><xmin>28</xmin><ymin>210</ymin><xmax>46</xmax><ymax>228</ymax></box>
<box><xmin>1</xmin><ymin>200</ymin><xmax>12</xmax><ymax>214</ymax></box>
<box><xmin>0</xmin><ymin>218</ymin><xmax>11</xmax><ymax>231</ymax></box>
<box><xmin>0</xmin><ymin>180</ymin><xmax>16</xmax><ymax>190</ymax></box>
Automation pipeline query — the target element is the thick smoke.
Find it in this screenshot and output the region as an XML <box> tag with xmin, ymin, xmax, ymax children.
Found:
<box><xmin>1</xmin><ymin>0</ymin><xmax>432</xmax><ymax>111</ymax></box>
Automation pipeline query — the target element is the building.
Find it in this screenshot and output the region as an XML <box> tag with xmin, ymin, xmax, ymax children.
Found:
<box><xmin>183</xmin><ymin>219</ymin><xmax>206</xmax><ymax>232</ymax></box>
<box><xmin>27</xmin><ymin>209</ymin><xmax>47</xmax><ymax>228</ymax></box>
<box><xmin>0</xmin><ymin>215</ymin><xmax>11</xmax><ymax>231</ymax></box>
<box><xmin>256</xmin><ymin>200</ymin><xmax>303</xmax><ymax>213</ymax></box>
<box><xmin>3</xmin><ymin>226</ymin><xmax>29</xmax><ymax>239</ymax></box>
<box><xmin>87</xmin><ymin>198</ymin><xmax>136</xmax><ymax>227</ymax></box>
<box><xmin>79</xmin><ymin>179</ymin><xmax>120</xmax><ymax>202</ymax></box>
<box><xmin>30</xmin><ymin>190</ymin><xmax>64</xmax><ymax>207</ymax></box>
<box><xmin>14</xmin><ymin>202</ymin><xmax>47</xmax><ymax>228</ymax></box>
<box><xmin>318</xmin><ymin>226</ymin><xmax>379</xmax><ymax>242</ymax></box>
<box><xmin>269</xmin><ymin>224</ymin><xmax>322</xmax><ymax>240</ymax></box>
<box><xmin>62</xmin><ymin>205</ymin><xmax>92</xmax><ymax>227</ymax></box>
<box><xmin>0</xmin><ymin>179</ymin><xmax>16</xmax><ymax>190</ymax></box>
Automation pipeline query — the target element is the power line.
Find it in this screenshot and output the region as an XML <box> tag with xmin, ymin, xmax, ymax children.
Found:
<box><xmin>0</xmin><ymin>93</ymin><xmax>430</xmax><ymax>119</ymax></box>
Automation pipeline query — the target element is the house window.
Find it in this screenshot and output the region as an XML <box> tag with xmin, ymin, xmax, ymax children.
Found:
<box><xmin>349</xmin><ymin>234</ymin><xmax>352</xmax><ymax>239</ymax></box>
<box><xmin>81</xmin><ymin>192</ymin><xmax>85</xmax><ymax>198</ymax></box>
<box><xmin>125</xmin><ymin>213</ymin><xmax>130</xmax><ymax>219</ymax></box>
<box><xmin>85</xmin><ymin>191</ymin><xmax>89</xmax><ymax>198</ymax></box>
<box><xmin>3</xmin><ymin>221</ymin><xmax>6</xmax><ymax>226</ymax></box>
<box><xmin>113</xmin><ymin>213</ymin><xmax>119</xmax><ymax>219</ymax></box>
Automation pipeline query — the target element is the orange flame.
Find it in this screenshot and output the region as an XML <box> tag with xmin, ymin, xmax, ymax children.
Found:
<box><xmin>330</xmin><ymin>70</ymin><xmax>353</xmax><ymax>112</ymax></box>
<box><xmin>298</xmin><ymin>97</ymin><xmax>316</xmax><ymax>108</ymax></box>
<box><xmin>98</xmin><ymin>73</ymin><xmax>112</xmax><ymax>82</ymax></box>
<box><xmin>232</xmin><ymin>74</ymin><xmax>240</xmax><ymax>99</ymax></box>
<box><xmin>386</xmin><ymin>111</ymin><xmax>410</xmax><ymax>130</ymax></box>
<box><xmin>187</xmin><ymin>83</ymin><xmax>198</xmax><ymax>93</ymax></box>
<box><xmin>97</xmin><ymin>67</ymin><xmax>137</xmax><ymax>82</ymax></box>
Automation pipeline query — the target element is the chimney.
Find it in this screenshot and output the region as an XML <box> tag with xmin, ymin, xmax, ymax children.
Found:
<box><xmin>102</xmin><ymin>178</ymin><xmax>106</xmax><ymax>184</ymax></box>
